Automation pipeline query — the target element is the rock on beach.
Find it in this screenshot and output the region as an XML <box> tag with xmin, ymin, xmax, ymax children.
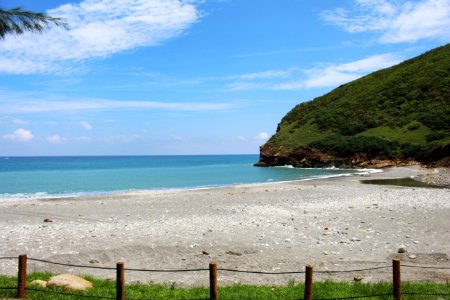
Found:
<box><xmin>47</xmin><ymin>274</ymin><xmax>93</xmax><ymax>291</ymax></box>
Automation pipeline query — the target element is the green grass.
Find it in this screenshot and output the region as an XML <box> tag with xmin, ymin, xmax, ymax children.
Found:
<box><xmin>1</xmin><ymin>273</ymin><xmax>449</xmax><ymax>299</ymax></box>
<box><xmin>358</xmin><ymin>123</ymin><xmax>432</xmax><ymax>146</ymax></box>
<box><xmin>269</xmin><ymin>122</ymin><xmax>330</xmax><ymax>150</ymax></box>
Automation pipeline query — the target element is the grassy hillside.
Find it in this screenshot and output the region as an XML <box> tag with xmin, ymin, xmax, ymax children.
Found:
<box><xmin>263</xmin><ymin>44</ymin><xmax>450</xmax><ymax>166</ymax></box>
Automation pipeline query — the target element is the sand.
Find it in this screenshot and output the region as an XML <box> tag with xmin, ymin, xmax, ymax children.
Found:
<box><xmin>0</xmin><ymin>166</ymin><xmax>449</xmax><ymax>286</ymax></box>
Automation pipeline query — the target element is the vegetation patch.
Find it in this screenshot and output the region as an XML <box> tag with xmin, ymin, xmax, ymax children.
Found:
<box><xmin>360</xmin><ymin>178</ymin><xmax>443</xmax><ymax>188</ymax></box>
<box><xmin>270</xmin><ymin>122</ymin><xmax>330</xmax><ymax>149</ymax></box>
<box><xmin>357</xmin><ymin>123</ymin><xmax>432</xmax><ymax>146</ymax></box>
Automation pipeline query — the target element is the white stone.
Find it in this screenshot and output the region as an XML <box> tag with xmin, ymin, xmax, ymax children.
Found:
<box><xmin>47</xmin><ymin>274</ymin><xmax>93</xmax><ymax>291</ymax></box>
<box><xmin>30</xmin><ymin>280</ymin><xmax>47</xmax><ymax>288</ymax></box>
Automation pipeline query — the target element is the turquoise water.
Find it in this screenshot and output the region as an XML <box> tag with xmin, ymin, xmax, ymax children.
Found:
<box><xmin>0</xmin><ymin>155</ymin><xmax>361</xmax><ymax>199</ymax></box>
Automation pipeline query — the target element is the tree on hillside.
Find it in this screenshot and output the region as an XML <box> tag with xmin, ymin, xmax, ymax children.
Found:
<box><xmin>0</xmin><ymin>7</ymin><xmax>68</xmax><ymax>39</ymax></box>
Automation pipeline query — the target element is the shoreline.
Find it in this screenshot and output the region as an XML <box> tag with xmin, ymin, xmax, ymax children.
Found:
<box><xmin>0</xmin><ymin>166</ymin><xmax>449</xmax><ymax>286</ymax></box>
<box><xmin>0</xmin><ymin>167</ymin><xmax>382</xmax><ymax>202</ymax></box>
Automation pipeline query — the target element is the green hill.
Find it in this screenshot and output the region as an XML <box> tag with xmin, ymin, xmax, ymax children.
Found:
<box><xmin>257</xmin><ymin>44</ymin><xmax>450</xmax><ymax>168</ymax></box>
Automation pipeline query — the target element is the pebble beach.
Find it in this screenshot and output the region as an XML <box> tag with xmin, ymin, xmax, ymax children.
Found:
<box><xmin>0</xmin><ymin>166</ymin><xmax>449</xmax><ymax>286</ymax></box>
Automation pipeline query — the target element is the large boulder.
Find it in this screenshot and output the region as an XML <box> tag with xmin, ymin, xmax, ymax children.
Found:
<box><xmin>47</xmin><ymin>274</ymin><xmax>93</xmax><ymax>291</ymax></box>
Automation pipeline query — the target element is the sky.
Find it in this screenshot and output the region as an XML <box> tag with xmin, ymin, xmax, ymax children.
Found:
<box><xmin>1</xmin><ymin>0</ymin><xmax>449</xmax><ymax>156</ymax></box>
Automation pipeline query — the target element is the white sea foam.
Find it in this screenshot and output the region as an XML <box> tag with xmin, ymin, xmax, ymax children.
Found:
<box><xmin>274</xmin><ymin>165</ymin><xmax>295</xmax><ymax>168</ymax></box>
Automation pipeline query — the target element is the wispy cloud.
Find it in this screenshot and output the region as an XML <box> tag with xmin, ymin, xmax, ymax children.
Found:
<box><xmin>255</xmin><ymin>131</ymin><xmax>269</xmax><ymax>140</ymax></box>
<box><xmin>276</xmin><ymin>54</ymin><xmax>401</xmax><ymax>90</ymax></box>
<box><xmin>47</xmin><ymin>135</ymin><xmax>65</xmax><ymax>144</ymax></box>
<box><xmin>225</xmin><ymin>82</ymin><xmax>272</xmax><ymax>92</ymax></box>
<box><xmin>80</xmin><ymin>121</ymin><xmax>93</xmax><ymax>131</ymax></box>
<box><xmin>224</xmin><ymin>53</ymin><xmax>402</xmax><ymax>91</ymax></box>
<box><xmin>321</xmin><ymin>0</ymin><xmax>450</xmax><ymax>43</ymax></box>
<box><xmin>75</xmin><ymin>136</ymin><xmax>92</xmax><ymax>142</ymax></box>
<box><xmin>101</xmin><ymin>134</ymin><xmax>143</xmax><ymax>143</ymax></box>
<box><xmin>0</xmin><ymin>0</ymin><xmax>200</xmax><ymax>74</ymax></box>
<box><xmin>0</xmin><ymin>91</ymin><xmax>233</xmax><ymax>114</ymax></box>
<box><xmin>227</xmin><ymin>46</ymin><xmax>348</xmax><ymax>59</ymax></box>
<box><xmin>239</xmin><ymin>70</ymin><xmax>291</xmax><ymax>80</ymax></box>
<box><xmin>0</xmin><ymin>116</ymin><xmax>28</xmax><ymax>125</ymax></box>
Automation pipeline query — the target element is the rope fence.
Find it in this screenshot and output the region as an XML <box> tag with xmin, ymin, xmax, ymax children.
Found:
<box><xmin>1</xmin><ymin>255</ymin><xmax>450</xmax><ymax>299</ymax></box>
<box><xmin>401</xmin><ymin>264</ymin><xmax>450</xmax><ymax>270</ymax></box>
<box><xmin>27</xmin><ymin>257</ymin><xmax>117</xmax><ymax>270</ymax></box>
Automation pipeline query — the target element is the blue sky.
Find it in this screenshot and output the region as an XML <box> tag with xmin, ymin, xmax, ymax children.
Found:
<box><xmin>1</xmin><ymin>0</ymin><xmax>449</xmax><ymax>156</ymax></box>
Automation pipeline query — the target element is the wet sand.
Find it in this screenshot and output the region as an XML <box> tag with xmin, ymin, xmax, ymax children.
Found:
<box><xmin>0</xmin><ymin>166</ymin><xmax>449</xmax><ymax>286</ymax></box>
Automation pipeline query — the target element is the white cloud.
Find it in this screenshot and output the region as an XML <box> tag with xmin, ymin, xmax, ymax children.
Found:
<box><xmin>255</xmin><ymin>131</ymin><xmax>269</xmax><ymax>140</ymax></box>
<box><xmin>0</xmin><ymin>0</ymin><xmax>200</xmax><ymax>74</ymax></box>
<box><xmin>2</xmin><ymin>128</ymin><xmax>33</xmax><ymax>142</ymax></box>
<box><xmin>321</xmin><ymin>0</ymin><xmax>397</xmax><ymax>33</ymax></box>
<box><xmin>226</xmin><ymin>53</ymin><xmax>401</xmax><ymax>91</ymax></box>
<box><xmin>382</xmin><ymin>0</ymin><xmax>450</xmax><ymax>43</ymax></box>
<box><xmin>333</xmin><ymin>54</ymin><xmax>401</xmax><ymax>72</ymax></box>
<box><xmin>276</xmin><ymin>70</ymin><xmax>360</xmax><ymax>91</ymax></box>
<box><xmin>321</xmin><ymin>0</ymin><xmax>450</xmax><ymax>43</ymax></box>
<box><xmin>47</xmin><ymin>135</ymin><xmax>65</xmax><ymax>144</ymax></box>
<box><xmin>296</xmin><ymin>54</ymin><xmax>401</xmax><ymax>89</ymax></box>
<box><xmin>81</xmin><ymin>121</ymin><xmax>93</xmax><ymax>131</ymax></box>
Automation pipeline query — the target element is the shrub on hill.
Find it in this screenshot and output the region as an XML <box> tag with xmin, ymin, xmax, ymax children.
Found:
<box><xmin>309</xmin><ymin>136</ymin><xmax>399</xmax><ymax>160</ymax></box>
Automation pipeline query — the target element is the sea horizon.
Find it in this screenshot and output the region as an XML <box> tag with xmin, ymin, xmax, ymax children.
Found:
<box><xmin>0</xmin><ymin>153</ymin><xmax>259</xmax><ymax>158</ymax></box>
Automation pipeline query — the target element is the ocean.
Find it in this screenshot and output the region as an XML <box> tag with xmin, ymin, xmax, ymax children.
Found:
<box><xmin>0</xmin><ymin>155</ymin><xmax>363</xmax><ymax>199</ymax></box>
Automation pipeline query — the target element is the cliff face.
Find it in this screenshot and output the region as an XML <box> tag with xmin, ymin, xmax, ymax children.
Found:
<box><xmin>256</xmin><ymin>44</ymin><xmax>450</xmax><ymax>168</ymax></box>
<box><xmin>256</xmin><ymin>145</ymin><xmax>340</xmax><ymax>168</ymax></box>
<box><xmin>255</xmin><ymin>144</ymin><xmax>422</xmax><ymax>169</ymax></box>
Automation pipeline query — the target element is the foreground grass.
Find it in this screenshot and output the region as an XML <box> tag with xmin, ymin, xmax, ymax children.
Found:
<box><xmin>0</xmin><ymin>273</ymin><xmax>449</xmax><ymax>299</ymax></box>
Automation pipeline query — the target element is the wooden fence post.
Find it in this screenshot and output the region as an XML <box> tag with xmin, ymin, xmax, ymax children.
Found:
<box><xmin>393</xmin><ymin>259</ymin><xmax>401</xmax><ymax>300</ymax></box>
<box><xmin>116</xmin><ymin>262</ymin><xmax>125</xmax><ymax>300</ymax></box>
<box><xmin>17</xmin><ymin>254</ymin><xmax>27</xmax><ymax>299</ymax></box>
<box><xmin>304</xmin><ymin>264</ymin><xmax>313</xmax><ymax>300</ymax></box>
<box><xmin>209</xmin><ymin>261</ymin><xmax>218</xmax><ymax>300</ymax></box>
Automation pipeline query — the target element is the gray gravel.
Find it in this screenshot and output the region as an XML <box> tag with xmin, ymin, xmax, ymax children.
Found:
<box><xmin>0</xmin><ymin>166</ymin><xmax>449</xmax><ymax>286</ymax></box>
